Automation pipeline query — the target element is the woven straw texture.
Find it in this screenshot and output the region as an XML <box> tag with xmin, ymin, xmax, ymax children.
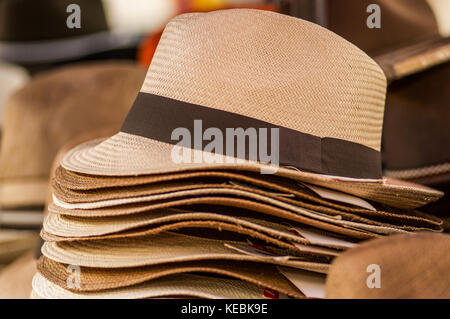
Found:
<box><xmin>42</xmin><ymin>219</ymin><xmax>302</xmax><ymax>253</ymax></box>
<box><xmin>51</xmin><ymin>170</ymin><xmax>443</xmax><ymax>228</ymax></box>
<box><xmin>32</xmin><ymin>272</ymin><xmax>266</xmax><ymax>299</ymax></box>
<box><xmin>43</xmin><ymin>209</ymin><xmax>308</xmax><ymax>243</ymax></box>
<box><xmin>37</xmin><ymin>257</ymin><xmax>304</xmax><ymax>298</ymax></box>
<box><xmin>53</xmin><ymin>166</ymin><xmax>443</xmax><ymax>226</ymax></box>
<box><xmin>61</xmin><ymin>136</ymin><xmax>443</xmax><ymax>210</ymax></box>
<box><xmin>51</xmin><ymin>187</ymin><xmax>442</xmax><ymax>235</ymax></box>
<box><xmin>143</xmin><ymin>9</ymin><xmax>386</xmax><ymax>150</ymax></box>
<box><xmin>41</xmin><ymin>232</ymin><xmax>329</xmax><ymax>273</ymax></box>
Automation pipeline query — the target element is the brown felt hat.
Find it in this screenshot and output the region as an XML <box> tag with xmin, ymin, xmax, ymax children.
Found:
<box><xmin>58</xmin><ymin>9</ymin><xmax>443</xmax><ymax>210</ymax></box>
<box><xmin>325</xmin><ymin>233</ymin><xmax>450</xmax><ymax>298</ymax></box>
<box><xmin>0</xmin><ymin>62</ymin><xmax>146</xmax><ymax>209</ymax></box>
<box><xmin>320</xmin><ymin>0</ymin><xmax>450</xmax><ymax>215</ymax></box>
<box><xmin>0</xmin><ymin>0</ymin><xmax>141</xmax><ymax>64</ymax></box>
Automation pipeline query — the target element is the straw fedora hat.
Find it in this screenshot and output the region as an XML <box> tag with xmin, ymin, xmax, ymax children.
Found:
<box><xmin>37</xmin><ymin>257</ymin><xmax>304</xmax><ymax>298</ymax></box>
<box><xmin>325</xmin><ymin>233</ymin><xmax>450</xmax><ymax>298</ymax></box>
<box><xmin>0</xmin><ymin>62</ymin><xmax>146</xmax><ymax>208</ymax></box>
<box><xmin>60</xmin><ymin>9</ymin><xmax>442</xmax><ymax>210</ymax></box>
<box><xmin>32</xmin><ymin>272</ymin><xmax>277</xmax><ymax>299</ymax></box>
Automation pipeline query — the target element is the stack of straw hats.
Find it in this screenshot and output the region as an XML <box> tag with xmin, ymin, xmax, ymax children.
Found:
<box><xmin>34</xmin><ymin>9</ymin><xmax>445</xmax><ymax>299</ymax></box>
<box><xmin>0</xmin><ymin>61</ymin><xmax>145</xmax><ymax>266</ymax></box>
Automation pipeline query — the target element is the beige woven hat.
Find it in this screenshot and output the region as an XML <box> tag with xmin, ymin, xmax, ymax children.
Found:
<box><xmin>41</xmin><ymin>232</ymin><xmax>329</xmax><ymax>273</ymax></box>
<box><xmin>325</xmin><ymin>233</ymin><xmax>450</xmax><ymax>298</ymax></box>
<box><xmin>59</xmin><ymin>9</ymin><xmax>442</xmax><ymax>210</ymax></box>
<box><xmin>37</xmin><ymin>257</ymin><xmax>304</xmax><ymax>298</ymax></box>
<box><xmin>32</xmin><ymin>272</ymin><xmax>276</xmax><ymax>299</ymax></box>
<box><xmin>0</xmin><ymin>62</ymin><xmax>146</xmax><ymax>208</ymax></box>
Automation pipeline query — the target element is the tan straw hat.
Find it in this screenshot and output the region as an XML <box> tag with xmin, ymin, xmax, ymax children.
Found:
<box><xmin>325</xmin><ymin>233</ymin><xmax>450</xmax><ymax>298</ymax></box>
<box><xmin>32</xmin><ymin>272</ymin><xmax>276</xmax><ymax>299</ymax></box>
<box><xmin>0</xmin><ymin>62</ymin><xmax>146</xmax><ymax>208</ymax></box>
<box><xmin>37</xmin><ymin>257</ymin><xmax>304</xmax><ymax>298</ymax></box>
<box><xmin>59</xmin><ymin>9</ymin><xmax>442</xmax><ymax>210</ymax></box>
<box><xmin>41</xmin><ymin>232</ymin><xmax>329</xmax><ymax>273</ymax></box>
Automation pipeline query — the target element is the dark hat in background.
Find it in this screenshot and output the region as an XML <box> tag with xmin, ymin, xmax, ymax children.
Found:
<box><xmin>299</xmin><ymin>0</ymin><xmax>450</xmax><ymax>216</ymax></box>
<box><xmin>0</xmin><ymin>0</ymin><xmax>140</xmax><ymax>65</ymax></box>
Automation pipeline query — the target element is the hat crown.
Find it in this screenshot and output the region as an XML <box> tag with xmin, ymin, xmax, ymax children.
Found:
<box><xmin>141</xmin><ymin>9</ymin><xmax>386</xmax><ymax>151</ymax></box>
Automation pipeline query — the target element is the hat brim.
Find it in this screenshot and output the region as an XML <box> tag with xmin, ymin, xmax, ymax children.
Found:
<box><xmin>32</xmin><ymin>272</ymin><xmax>269</xmax><ymax>299</ymax></box>
<box><xmin>41</xmin><ymin>232</ymin><xmax>329</xmax><ymax>273</ymax></box>
<box><xmin>60</xmin><ymin>133</ymin><xmax>443</xmax><ymax>210</ymax></box>
<box><xmin>0</xmin><ymin>178</ymin><xmax>48</xmax><ymax>208</ymax></box>
<box><xmin>0</xmin><ymin>32</ymin><xmax>141</xmax><ymax>64</ymax></box>
<box><xmin>37</xmin><ymin>257</ymin><xmax>305</xmax><ymax>298</ymax></box>
<box><xmin>375</xmin><ymin>36</ymin><xmax>450</xmax><ymax>82</ymax></box>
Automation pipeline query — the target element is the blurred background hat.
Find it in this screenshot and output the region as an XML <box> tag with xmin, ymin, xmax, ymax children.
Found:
<box><xmin>326</xmin><ymin>233</ymin><xmax>450</xmax><ymax>298</ymax></box>
<box><xmin>0</xmin><ymin>62</ymin><xmax>29</xmax><ymax>130</ymax></box>
<box><xmin>286</xmin><ymin>0</ymin><xmax>450</xmax><ymax>217</ymax></box>
<box><xmin>0</xmin><ymin>61</ymin><xmax>145</xmax><ymax>210</ymax></box>
<box><xmin>0</xmin><ymin>0</ymin><xmax>175</xmax><ymax>73</ymax></box>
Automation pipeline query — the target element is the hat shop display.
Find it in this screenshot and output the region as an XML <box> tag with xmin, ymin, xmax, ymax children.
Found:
<box><xmin>0</xmin><ymin>61</ymin><xmax>146</xmax><ymax>267</ymax></box>
<box><xmin>32</xmin><ymin>9</ymin><xmax>446</xmax><ymax>299</ymax></box>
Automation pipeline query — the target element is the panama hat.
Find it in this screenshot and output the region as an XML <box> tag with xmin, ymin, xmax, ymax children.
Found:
<box><xmin>51</xmin><ymin>166</ymin><xmax>443</xmax><ymax>227</ymax></box>
<box><xmin>32</xmin><ymin>272</ymin><xmax>289</xmax><ymax>299</ymax></box>
<box><xmin>41</xmin><ymin>231</ymin><xmax>330</xmax><ymax>273</ymax></box>
<box><xmin>0</xmin><ymin>62</ymin><xmax>145</xmax><ymax>209</ymax></box>
<box><xmin>37</xmin><ymin>256</ymin><xmax>304</xmax><ymax>298</ymax></box>
<box><xmin>43</xmin><ymin>205</ymin><xmax>437</xmax><ymax>240</ymax></box>
<box><xmin>0</xmin><ymin>0</ymin><xmax>143</xmax><ymax>65</ymax></box>
<box><xmin>59</xmin><ymin>9</ymin><xmax>442</xmax><ymax>210</ymax></box>
<box><xmin>325</xmin><ymin>233</ymin><xmax>450</xmax><ymax>298</ymax></box>
<box><xmin>0</xmin><ymin>251</ymin><xmax>36</xmax><ymax>299</ymax></box>
<box><xmin>50</xmin><ymin>190</ymin><xmax>442</xmax><ymax>236</ymax></box>
<box><xmin>50</xmin><ymin>171</ymin><xmax>442</xmax><ymax>228</ymax></box>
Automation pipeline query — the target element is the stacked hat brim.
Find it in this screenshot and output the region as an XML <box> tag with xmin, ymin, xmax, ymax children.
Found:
<box><xmin>35</xmin><ymin>9</ymin><xmax>444</xmax><ymax>299</ymax></box>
